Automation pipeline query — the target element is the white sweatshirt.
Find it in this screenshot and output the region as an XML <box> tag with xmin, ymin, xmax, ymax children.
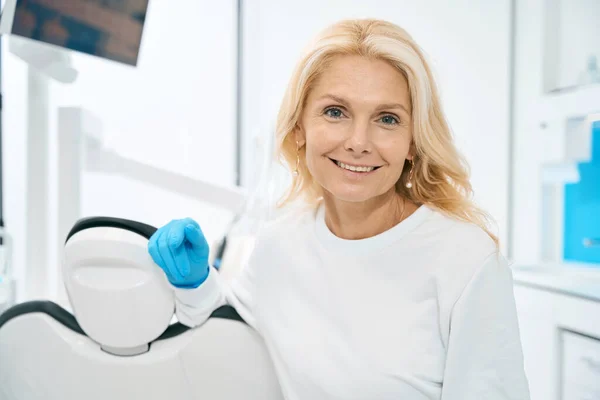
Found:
<box><xmin>173</xmin><ymin>204</ymin><xmax>531</xmax><ymax>400</ymax></box>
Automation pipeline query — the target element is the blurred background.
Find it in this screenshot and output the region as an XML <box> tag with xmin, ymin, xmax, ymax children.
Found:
<box><xmin>0</xmin><ymin>0</ymin><xmax>599</xmax><ymax>399</ymax></box>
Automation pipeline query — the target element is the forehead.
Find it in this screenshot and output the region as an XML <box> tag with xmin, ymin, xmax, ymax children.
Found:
<box><xmin>308</xmin><ymin>55</ymin><xmax>411</xmax><ymax>109</ymax></box>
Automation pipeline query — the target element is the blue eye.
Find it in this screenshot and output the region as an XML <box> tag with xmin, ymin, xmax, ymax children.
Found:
<box><xmin>324</xmin><ymin>107</ymin><xmax>344</xmax><ymax>119</ymax></box>
<box><xmin>380</xmin><ymin>115</ymin><xmax>399</xmax><ymax>125</ymax></box>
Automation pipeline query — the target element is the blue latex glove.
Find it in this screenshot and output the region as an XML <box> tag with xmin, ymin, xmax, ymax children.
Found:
<box><xmin>148</xmin><ymin>218</ymin><xmax>210</xmax><ymax>288</ymax></box>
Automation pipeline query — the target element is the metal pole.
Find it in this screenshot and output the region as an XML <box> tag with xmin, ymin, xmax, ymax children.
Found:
<box><xmin>235</xmin><ymin>0</ymin><xmax>243</xmax><ymax>187</ymax></box>
<box><xmin>24</xmin><ymin>67</ymin><xmax>49</xmax><ymax>299</ymax></box>
<box><xmin>54</xmin><ymin>107</ymin><xmax>91</xmax><ymax>307</ymax></box>
<box><xmin>506</xmin><ymin>0</ymin><xmax>517</xmax><ymax>259</ymax></box>
<box><xmin>0</xmin><ymin>22</ymin><xmax>4</xmax><ymax>232</ymax></box>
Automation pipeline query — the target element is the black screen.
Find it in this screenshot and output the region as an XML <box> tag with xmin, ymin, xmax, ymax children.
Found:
<box><xmin>11</xmin><ymin>0</ymin><xmax>149</xmax><ymax>66</ymax></box>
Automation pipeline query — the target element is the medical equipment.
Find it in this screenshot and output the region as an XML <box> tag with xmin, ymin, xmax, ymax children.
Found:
<box><xmin>0</xmin><ymin>216</ymin><xmax>283</xmax><ymax>400</ymax></box>
<box><xmin>0</xmin><ymin>0</ymin><xmax>149</xmax><ymax>68</ymax></box>
<box><xmin>0</xmin><ymin>80</ymin><xmax>11</xmax><ymax>315</ymax></box>
<box><xmin>0</xmin><ymin>1</ymin><xmax>78</xmax><ymax>83</ymax></box>
<box><xmin>0</xmin><ymin>0</ymin><xmax>247</xmax><ymax>299</ymax></box>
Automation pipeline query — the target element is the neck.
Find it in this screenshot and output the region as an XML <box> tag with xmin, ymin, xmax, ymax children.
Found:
<box><xmin>322</xmin><ymin>191</ymin><xmax>418</xmax><ymax>240</ymax></box>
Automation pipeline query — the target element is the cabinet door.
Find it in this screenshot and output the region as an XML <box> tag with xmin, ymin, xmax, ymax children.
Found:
<box><xmin>560</xmin><ymin>329</ymin><xmax>600</xmax><ymax>400</ymax></box>
<box><xmin>564</xmin><ymin>121</ymin><xmax>600</xmax><ymax>264</ymax></box>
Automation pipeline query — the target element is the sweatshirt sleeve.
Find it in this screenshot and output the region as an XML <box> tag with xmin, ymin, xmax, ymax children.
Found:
<box><xmin>440</xmin><ymin>253</ymin><xmax>531</xmax><ymax>400</ymax></box>
<box><xmin>172</xmin><ymin>242</ymin><xmax>260</xmax><ymax>330</ymax></box>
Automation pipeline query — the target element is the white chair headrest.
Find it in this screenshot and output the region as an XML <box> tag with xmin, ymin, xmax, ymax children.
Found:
<box><xmin>62</xmin><ymin>217</ymin><xmax>174</xmax><ymax>356</ymax></box>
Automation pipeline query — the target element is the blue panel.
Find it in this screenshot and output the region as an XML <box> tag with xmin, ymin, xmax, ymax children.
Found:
<box><xmin>564</xmin><ymin>121</ymin><xmax>600</xmax><ymax>265</ymax></box>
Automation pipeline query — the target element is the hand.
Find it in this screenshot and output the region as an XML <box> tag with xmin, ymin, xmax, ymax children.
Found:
<box><xmin>148</xmin><ymin>218</ymin><xmax>210</xmax><ymax>288</ymax></box>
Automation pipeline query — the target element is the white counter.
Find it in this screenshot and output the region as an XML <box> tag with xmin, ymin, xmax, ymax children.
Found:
<box><xmin>511</xmin><ymin>263</ymin><xmax>600</xmax><ymax>303</ymax></box>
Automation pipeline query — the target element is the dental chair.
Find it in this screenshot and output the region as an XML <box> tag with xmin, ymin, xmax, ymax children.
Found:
<box><xmin>0</xmin><ymin>217</ymin><xmax>283</xmax><ymax>400</ymax></box>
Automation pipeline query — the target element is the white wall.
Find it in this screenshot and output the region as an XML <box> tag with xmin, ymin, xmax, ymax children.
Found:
<box><xmin>241</xmin><ymin>0</ymin><xmax>513</xmax><ymax>251</ymax></box>
<box><xmin>511</xmin><ymin>0</ymin><xmax>600</xmax><ymax>264</ymax></box>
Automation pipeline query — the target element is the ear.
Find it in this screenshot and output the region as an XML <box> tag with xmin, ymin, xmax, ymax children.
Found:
<box><xmin>294</xmin><ymin>124</ymin><xmax>306</xmax><ymax>148</ymax></box>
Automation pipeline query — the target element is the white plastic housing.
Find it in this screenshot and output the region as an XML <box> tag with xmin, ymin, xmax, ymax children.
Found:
<box><xmin>62</xmin><ymin>227</ymin><xmax>174</xmax><ymax>353</ymax></box>
<box><xmin>0</xmin><ymin>313</ymin><xmax>284</xmax><ymax>400</ymax></box>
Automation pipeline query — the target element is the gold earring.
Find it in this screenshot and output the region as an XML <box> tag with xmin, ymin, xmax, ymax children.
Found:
<box><xmin>293</xmin><ymin>141</ymin><xmax>300</xmax><ymax>176</ymax></box>
<box><xmin>405</xmin><ymin>160</ymin><xmax>414</xmax><ymax>189</ymax></box>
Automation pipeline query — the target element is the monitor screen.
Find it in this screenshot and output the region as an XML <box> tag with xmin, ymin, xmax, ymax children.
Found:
<box><xmin>9</xmin><ymin>0</ymin><xmax>148</xmax><ymax>66</ymax></box>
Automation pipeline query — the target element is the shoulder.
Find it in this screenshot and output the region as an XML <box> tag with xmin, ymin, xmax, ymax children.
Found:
<box><xmin>418</xmin><ymin>208</ymin><xmax>514</xmax><ymax>343</ymax></box>
<box><xmin>416</xmin><ymin>206</ymin><xmax>505</xmax><ymax>299</ymax></box>
<box><xmin>417</xmin><ymin>206</ymin><xmax>499</xmax><ymax>267</ymax></box>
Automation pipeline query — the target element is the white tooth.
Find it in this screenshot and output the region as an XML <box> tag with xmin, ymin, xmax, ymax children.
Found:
<box><xmin>337</xmin><ymin>161</ymin><xmax>374</xmax><ymax>172</ymax></box>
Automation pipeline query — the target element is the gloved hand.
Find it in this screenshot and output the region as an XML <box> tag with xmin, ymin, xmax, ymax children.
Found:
<box><xmin>148</xmin><ymin>218</ymin><xmax>210</xmax><ymax>289</ymax></box>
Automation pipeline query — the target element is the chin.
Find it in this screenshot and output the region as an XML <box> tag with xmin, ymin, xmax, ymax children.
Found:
<box><xmin>325</xmin><ymin>186</ymin><xmax>377</xmax><ymax>203</ymax></box>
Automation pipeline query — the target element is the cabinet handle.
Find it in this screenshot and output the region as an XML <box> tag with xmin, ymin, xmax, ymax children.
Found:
<box><xmin>583</xmin><ymin>238</ymin><xmax>600</xmax><ymax>248</ymax></box>
<box><xmin>581</xmin><ymin>356</ymin><xmax>600</xmax><ymax>373</ymax></box>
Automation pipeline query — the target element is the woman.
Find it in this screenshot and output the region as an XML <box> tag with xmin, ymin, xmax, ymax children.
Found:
<box><xmin>148</xmin><ymin>19</ymin><xmax>530</xmax><ymax>399</ymax></box>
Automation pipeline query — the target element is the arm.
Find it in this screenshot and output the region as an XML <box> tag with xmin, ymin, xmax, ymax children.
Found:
<box><xmin>173</xmin><ymin>260</ymin><xmax>258</xmax><ymax>329</ymax></box>
<box><xmin>441</xmin><ymin>253</ymin><xmax>531</xmax><ymax>400</ymax></box>
<box><xmin>148</xmin><ymin>218</ymin><xmax>261</xmax><ymax>330</ymax></box>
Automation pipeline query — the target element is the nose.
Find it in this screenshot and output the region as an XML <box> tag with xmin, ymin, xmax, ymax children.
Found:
<box><xmin>343</xmin><ymin>121</ymin><xmax>372</xmax><ymax>154</ymax></box>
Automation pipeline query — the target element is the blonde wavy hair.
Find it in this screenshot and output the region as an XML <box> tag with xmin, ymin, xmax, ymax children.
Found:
<box><xmin>274</xmin><ymin>18</ymin><xmax>498</xmax><ymax>245</ymax></box>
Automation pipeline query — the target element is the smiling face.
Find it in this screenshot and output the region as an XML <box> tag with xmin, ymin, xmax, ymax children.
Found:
<box><xmin>297</xmin><ymin>54</ymin><xmax>413</xmax><ymax>204</ymax></box>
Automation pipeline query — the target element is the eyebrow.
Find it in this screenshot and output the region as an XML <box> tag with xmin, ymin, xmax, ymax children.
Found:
<box><xmin>317</xmin><ymin>94</ymin><xmax>410</xmax><ymax>114</ymax></box>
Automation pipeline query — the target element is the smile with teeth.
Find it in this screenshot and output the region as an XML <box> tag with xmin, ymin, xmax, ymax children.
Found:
<box><xmin>332</xmin><ymin>159</ymin><xmax>380</xmax><ymax>173</ymax></box>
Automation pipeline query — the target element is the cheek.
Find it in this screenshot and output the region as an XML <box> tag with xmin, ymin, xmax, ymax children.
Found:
<box><xmin>377</xmin><ymin>136</ymin><xmax>411</xmax><ymax>164</ymax></box>
<box><xmin>304</xmin><ymin>140</ymin><xmax>330</xmax><ymax>172</ymax></box>
<box><xmin>304</xmin><ymin>126</ymin><xmax>339</xmax><ymax>160</ymax></box>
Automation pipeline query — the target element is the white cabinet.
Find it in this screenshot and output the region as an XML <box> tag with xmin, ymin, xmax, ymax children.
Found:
<box><xmin>513</xmin><ymin>280</ymin><xmax>600</xmax><ymax>400</ymax></box>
